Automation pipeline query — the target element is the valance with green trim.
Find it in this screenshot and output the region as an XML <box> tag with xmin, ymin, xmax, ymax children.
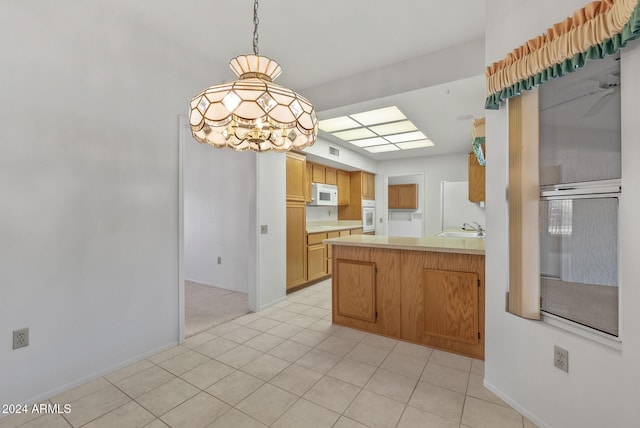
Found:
<box><xmin>485</xmin><ymin>0</ymin><xmax>640</xmax><ymax>110</ymax></box>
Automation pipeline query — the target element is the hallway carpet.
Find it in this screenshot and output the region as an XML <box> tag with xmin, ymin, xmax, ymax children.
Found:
<box><xmin>185</xmin><ymin>281</ymin><xmax>249</xmax><ymax>337</ymax></box>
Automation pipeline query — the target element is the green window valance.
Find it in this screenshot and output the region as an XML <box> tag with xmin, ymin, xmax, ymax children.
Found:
<box><xmin>485</xmin><ymin>0</ymin><xmax>640</xmax><ymax>110</ymax></box>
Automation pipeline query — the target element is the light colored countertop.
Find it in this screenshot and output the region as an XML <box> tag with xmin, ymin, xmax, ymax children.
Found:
<box><xmin>306</xmin><ymin>220</ymin><xmax>363</xmax><ymax>234</ymax></box>
<box><xmin>324</xmin><ymin>233</ymin><xmax>485</xmax><ymax>255</ymax></box>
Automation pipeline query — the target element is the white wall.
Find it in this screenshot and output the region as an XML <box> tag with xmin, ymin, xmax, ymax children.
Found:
<box><xmin>183</xmin><ymin>130</ymin><xmax>256</xmax><ymax>293</ymax></box>
<box><xmin>307</xmin><ymin>206</ymin><xmax>338</xmax><ymax>222</ymax></box>
<box><xmin>485</xmin><ymin>1</ymin><xmax>640</xmax><ymax>426</ymax></box>
<box><xmin>375</xmin><ymin>153</ymin><xmax>469</xmax><ymax>236</ymax></box>
<box><xmin>0</xmin><ymin>2</ymin><xmax>213</xmax><ymax>405</ymax></box>
<box><xmin>303</xmin><ymin>137</ymin><xmax>378</xmax><ymax>173</ymax></box>
<box><xmin>254</xmin><ymin>154</ymin><xmax>287</xmax><ymax>311</ymax></box>
<box><xmin>303</xmin><ymin>38</ymin><xmax>486</xmax><ymax>111</ymax></box>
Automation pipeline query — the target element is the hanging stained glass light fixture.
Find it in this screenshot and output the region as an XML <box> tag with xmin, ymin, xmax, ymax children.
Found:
<box><xmin>189</xmin><ymin>0</ymin><xmax>317</xmax><ymax>152</ymax></box>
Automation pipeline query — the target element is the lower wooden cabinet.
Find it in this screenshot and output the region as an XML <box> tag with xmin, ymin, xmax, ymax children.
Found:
<box><xmin>307</xmin><ymin>244</ymin><xmax>327</xmax><ymax>282</ymax></box>
<box><xmin>289</xmin><ymin>227</ymin><xmax>363</xmax><ymax>292</ymax></box>
<box><xmin>327</xmin><ymin>231</ymin><xmax>339</xmax><ymax>276</ymax></box>
<box><xmin>332</xmin><ymin>246</ymin><xmax>485</xmax><ymax>359</ymax></box>
<box><xmin>423</xmin><ymin>269</ymin><xmax>479</xmax><ymax>345</ymax></box>
<box><xmin>335</xmin><ymin>260</ymin><xmax>377</xmax><ymax>323</ymax></box>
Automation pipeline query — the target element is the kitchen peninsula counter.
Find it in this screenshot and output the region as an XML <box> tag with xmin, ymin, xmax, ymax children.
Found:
<box><xmin>326</xmin><ymin>234</ymin><xmax>485</xmax><ymax>359</ymax></box>
<box><xmin>323</xmin><ymin>234</ymin><xmax>484</xmax><ymax>255</ymax></box>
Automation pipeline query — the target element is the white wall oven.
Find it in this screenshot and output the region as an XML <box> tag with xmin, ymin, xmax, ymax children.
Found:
<box><xmin>539</xmin><ymin>181</ymin><xmax>620</xmax><ymax>336</ymax></box>
<box><xmin>362</xmin><ymin>200</ymin><xmax>375</xmax><ymax>233</ymax></box>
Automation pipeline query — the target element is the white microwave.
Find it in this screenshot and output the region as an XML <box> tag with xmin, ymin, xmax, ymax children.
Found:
<box><xmin>309</xmin><ymin>183</ymin><xmax>338</xmax><ymax>206</ymax></box>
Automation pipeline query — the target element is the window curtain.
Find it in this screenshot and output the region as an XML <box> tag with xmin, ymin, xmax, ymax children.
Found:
<box><xmin>472</xmin><ymin>117</ymin><xmax>486</xmax><ymax>165</ymax></box>
<box><xmin>485</xmin><ymin>0</ymin><xmax>640</xmax><ymax>109</ymax></box>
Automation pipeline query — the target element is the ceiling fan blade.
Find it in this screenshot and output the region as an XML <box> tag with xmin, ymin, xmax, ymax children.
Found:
<box><xmin>583</xmin><ymin>91</ymin><xmax>614</xmax><ymax>117</ymax></box>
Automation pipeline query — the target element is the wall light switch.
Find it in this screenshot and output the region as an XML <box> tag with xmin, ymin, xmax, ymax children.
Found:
<box><xmin>261</xmin><ymin>225</ymin><xmax>268</xmax><ymax>234</ymax></box>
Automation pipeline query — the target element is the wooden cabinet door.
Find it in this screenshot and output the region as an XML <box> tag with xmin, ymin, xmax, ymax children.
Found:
<box><xmin>397</xmin><ymin>184</ymin><xmax>418</xmax><ymax>209</ymax></box>
<box><xmin>326</xmin><ymin>231</ymin><xmax>339</xmax><ymax>275</ymax></box>
<box><xmin>304</xmin><ymin>162</ymin><xmax>312</xmax><ymax>202</ymax></box>
<box><xmin>325</xmin><ymin>167</ymin><xmax>337</xmax><ymax>185</ymax></box>
<box><xmin>312</xmin><ymin>163</ymin><xmax>325</xmax><ymax>183</ymax></box>
<box><xmin>307</xmin><ymin>244</ymin><xmax>326</xmax><ymax>281</ymax></box>
<box><xmin>389</xmin><ymin>184</ymin><xmax>417</xmax><ymax>209</ymax></box>
<box><xmin>362</xmin><ymin>172</ymin><xmax>375</xmax><ymax>200</ymax></box>
<box><xmin>422</xmin><ymin>269</ymin><xmax>479</xmax><ymax>345</ymax></box>
<box><xmin>337</xmin><ymin>170</ymin><xmax>351</xmax><ymax>205</ymax></box>
<box><xmin>335</xmin><ymin>260</ymin><xmax>377</xmax><ymax>323</ymax></box>
<box><xmin>286</xmin><ymin>203</ymin><xmax>307</xmax><ymax>289</ymax></box>
<box><xmin>388</xmin><ymin>185</ymin><xmax>399</xmax><ymax>209</ymax></box>
<box><xmin>468</xmin><ymin>152</ymin><xmax>485</xmax><ymax>202</ymax></box>
<box><xmin>286</xmin><ymin>152</ymin><xmax>306</xmax><ymax>202</ymax></box>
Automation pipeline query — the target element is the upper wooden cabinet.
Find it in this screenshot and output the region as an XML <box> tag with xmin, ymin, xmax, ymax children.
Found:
<box><xmin>309</xmin><ymin>162</ymin><xmax>338</xmax><ymax>186</ymax></box>
<box><xmin>362</xmin><ymin>172</ymin><xmax>375</xmax><ymax>200</ymax></box>
<box><xmin>388</xmin><ymin>184</ymin><xmax>418</xmax><ymax>209</ymax></box>
<box><xmin>339</xmin><ymin>171</ymin><xmax>375</xmax><ymax>220</ymax></box>
<box><xmin>286</xmin><ymin>152</ymin><xmax>306</xmax><ymax>202</ymax></box>
<box><xmin>304</xmin><ymin>162</ymin><xmax>312</xmax><ymax>203</ymax></box>
<box><xmin>325</xmin><ymin>167</ymin><xmax>337</xmax><ymax>185</ymax></box>
<box><xmin>468</xmin><ymin>152</ymin><xmax>485</xmax><ymax>202</ymax></box>
<box><xmin>337</xmin><ymin>170</ymin><xmax>351</xmax><ymax>206</ymax></box>
<box><xmin>312</xmin><ymin>163</ymin><xmax>325</xmax><ymax>183</ymax></box>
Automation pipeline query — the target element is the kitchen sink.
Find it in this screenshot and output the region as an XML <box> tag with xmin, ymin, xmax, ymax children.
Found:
<box><xmin>436</xmin><ymin>231</ymin><xmax>485</xmax><ymax>238</ymax></box>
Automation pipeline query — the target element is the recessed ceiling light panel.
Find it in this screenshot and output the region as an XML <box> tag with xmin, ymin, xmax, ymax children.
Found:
<box><xmin>349</xmin><ymin>106</ymin><xmax>406</xmax><ymax>125</ymax></box>
<box><xmin>364</xmin><ymin>144</ymin><xmax>400</xmax><ymax>153</ymax></box>
<box><xmin>350</xmin><ymin>137</ymin><xmax>388</xmax><ymax>147</ymax></box>
<box><xmin>319</xmin><ymin>116</ymin><xmax>360</xmax><ymax>132</ymax></box>
<box><xmin>396</xmin><ymin>139</ymin><xmax>434</xmax><ymax>149</ymax></box>
<box><xmin>385</xmin><ymin>131</ymin><xmax>427</xmax><ymax>143</ymax></box>
<box><xmin>368</xmin><ymin>120</ymin><xmax>417</xmax><ymax>136</ymax></box>
<box><xmin>332</xmin><ymin>128</ymin><xmax>376</xmax><ymax>141</ymax></box>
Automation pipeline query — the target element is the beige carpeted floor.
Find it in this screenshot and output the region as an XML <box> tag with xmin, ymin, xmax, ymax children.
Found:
<box><xmin>185</xmin><ymin>280</ymin><xmax>249</xmax><ymax>337</ymax></box>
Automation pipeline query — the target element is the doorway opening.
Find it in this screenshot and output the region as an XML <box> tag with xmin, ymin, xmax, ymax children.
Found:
<box><xmin>178</xmin><ymin>116</ymin><xmax>255</xmax><ymax>339</ymax></box>
<box><xmin>384</xmin><ymin>172</ymin><xmax>425</xmax><ymax>238</ymax></box>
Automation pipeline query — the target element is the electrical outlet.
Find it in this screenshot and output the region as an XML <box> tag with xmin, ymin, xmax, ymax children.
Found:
<box><xmin>13</xmin><ymin>328</ymin><xmax>29</xmax><ymax>350</ymax></box>
<box><xmin>217</xmin><ymin>256</ymin><xmax>222</xmax><ymax>265</ymax></box>
<box><xmin>554</xmin><ymin>345</ymin><xmax>569</xmax><ymax>372</ymax></box>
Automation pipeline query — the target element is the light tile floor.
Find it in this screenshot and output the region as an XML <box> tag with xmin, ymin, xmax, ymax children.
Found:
<box><xmin>0</xmin><ymin>279</ymin><xmax>538</xmax><ymax>428</ymax></box>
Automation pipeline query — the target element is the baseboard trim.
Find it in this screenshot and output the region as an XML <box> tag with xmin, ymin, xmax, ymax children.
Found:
<box><xmin>8</xmin><ymin>341</ymin><xmax>179</xmax><ymax>412</ymax></box>
<box><xmin>257</xmin><ymin>295</ymin><xmax>287</xmax><ymax>312</ymax></box>
<box><xmin>482</xmin><ymin>378</ymin><xmax>550</xmax><ymax>428</ymax></box>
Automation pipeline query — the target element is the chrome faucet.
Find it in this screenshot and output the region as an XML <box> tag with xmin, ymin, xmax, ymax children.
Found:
<box><xmin>462</xmin><ymin>222</ymin><xmax>485</xmax><ymax>233</ymax></box>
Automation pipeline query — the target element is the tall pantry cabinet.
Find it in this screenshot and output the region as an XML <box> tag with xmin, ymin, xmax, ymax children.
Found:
<box><xmin>286</xmin><ymin>152</ymin><xmax>307</xmax><ymax>290</ymax></box>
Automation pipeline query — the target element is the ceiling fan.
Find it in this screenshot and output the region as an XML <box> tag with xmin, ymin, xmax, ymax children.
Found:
<box><xmin>582</xmin><ymin>80</ymin><xmax>619</xmax><ymax>117</ymax></box>
<box><xmin>540</xmin><ymin>73</ymin><xmax>620</xmax><ymax>117</ymax></box>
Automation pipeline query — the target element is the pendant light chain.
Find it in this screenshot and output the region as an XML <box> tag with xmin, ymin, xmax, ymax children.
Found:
<box><xmin>252</xmin><ymin>0</ymin><xmax>260</xmax><ymax>55</ymax></box>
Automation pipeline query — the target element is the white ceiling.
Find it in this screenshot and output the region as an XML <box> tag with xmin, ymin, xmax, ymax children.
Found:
<box><xmin>107</xmin><ymin>0</ymin><xmax>487</xmax><ymax>160</ymax></box>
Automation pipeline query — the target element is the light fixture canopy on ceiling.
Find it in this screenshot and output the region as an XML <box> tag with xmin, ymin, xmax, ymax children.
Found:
<box><xmin>189</xmin><ymin>0</ymin><xmax>317</xmax><ymax>152</ymax></box>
